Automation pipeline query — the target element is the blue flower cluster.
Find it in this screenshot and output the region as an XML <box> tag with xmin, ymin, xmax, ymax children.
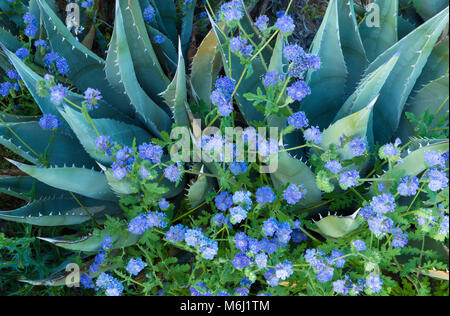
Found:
<box><xmin>39</xmin><ymin>114</ymin><xmax>60</xmax><ymax>131</ymax></box>
<box><xmin>126</xmin><ymin>258</ymin><xmax>147</xmax><ymax>276</ymax></box>
<box><xmin>165</xmin><ymin>225</ymin><xmax>218</xmax><ymax>260</ymax></box>
<box><xmin>210</xmin><ymin>77</ymin><xmax>236</xmax><ymax>116</ymax></box>
<box><xmin>128</xmin><ymin>211</ymin><xmax>168</xmax><ymax>235</ymax></box>
<box><xmin>23</xmin><ymin>13</ymin><xmax>38</xmax><ymax>38</ymax></box>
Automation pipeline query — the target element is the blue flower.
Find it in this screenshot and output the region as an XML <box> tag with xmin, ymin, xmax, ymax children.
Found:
<box><xmin>264</xmin><ymin>268</ymin><xmax>280</xmax><ymax>287</ymax></box>
<box><xmin>15</xmin><ymin>48</ymin><xmax>30</xmax><ymax>61</ymax></box>
<box><xmin>229</xmin><ymin>206</ymin><xmax>247</xmax><ymax>224</ymax></box>
<box><xmin>55</xmin><ymin>58</ymin><xmax>70</xmax><ymax>75</ymax></box>
<box><xmin>284</xmin><ymin>44</ymin><xmax>305</xmax><ymax>61</ymax></box>
<box><xmin>352</xmin><ymin>240</ymin><xmax>366</xmax><ymax>251</ymax></box>
<box><xmin>304</xmin><ymin>126</ymin><xmax>322</xmax><ymax>144</ymax></box>
<box><xmin>232</xmin><ymin>252</ymin><xmax>251</xmax><ymax>269</ymax></box>
<box><xmin>143</xmin><ymin>5</ymin><xmax>155</xmax><ymax>23</ymax></box>
<box><xmin>397</xmin><ymin>175</ymin><xmax>419</xmax><ymax>196</ymax></box>
<box><xmin>234</xmin><ymin>232</ymin><xmax>248</xmax><ymax>251</ymax></box>
<box><xmin>339</xmin><ymin>170</ymin><xmax>359</xmax><ymax>189</ymax></box>
<box><xmin>154</xmin><ymin>35</ymin><xmax>165</xmax><ymax>43</ymax></box>
<box><xmin>274</xmin><ymin>14</ymin><xmax>295</xmax><ymax>34</ymax></box>
<box><xmin>288</xmin><ymin>111</ymin><xmax>309</xmax><ymax>129</ymax></box>
<box><xmin>49</xmin><ymin>84</ymin><xmax>67</xmax><ymax>105</ymax></box>
<box><xmin>255</xmin><ymin>252</ymin><xmax>268</xmax><ymax>268</ymax></box>
<box><xmin>348</xmin><ymin>136</ymin><xmax>366</xmax><ymax>157</ymax></box>
<box><xmin>219</xmin><ymin>0</ymin><xmax>244</xmax><ymax>24</ymax></box>
<box><xmin>0</xmin><ymin>82</ymin><xmax>13</xmax><ymax>97</ymax></box>
<box><xmin>256</xmin><ymin>186</ymin><xmax>276</xmax><ymax>205</ymax></box>
<box><xmin>158</xmin><ymin>198</ymin><xmax>170</xmax><ymax>210</ymax></box>
<box><xmin>333</xmin><ymin>280</ymin><xmax>349</xmax><ymax>295</ymax></box>
<box><xmin>424</xmin><ymin>151</ymin><xmax>445</xmax><ymax>169</ymax></box>
<box><xmin>365</xmin><ymin>274</ymin><xmax>383</xmax><ymax>294</ymax></box>
<box><xmin>368</xmin><ymin>216</ymin><xmax>393</xmax><ymax>237</ymax></box>
<box><xmin>83</xmin><ymin>88</ymin><xmax>102</xmax><ymax>110</ymax></box>
<box><xmin>263</xmin><ymin>218</ymin><xmax>278</xmax><ymax>237</ymax></box>
<box><xmin>391</xmin><ymin>228</ymin><xmax>408</xmax><ymax>249</ymax></box>
<box><xmin>166</xmin><ymin>224</ymin><xmax>187</xmax><ymax>242</ymax></box>
<box><xmin>128</xmin><ymin>214</ymin><xmax>149</xmax><ymax>235</ymax></box>
<box><xmin>210</xmin><ymin>77</ymin><xmax>236</xmax><ymax>116</ymax></box>
<box><xmin>139</xmin><ymin>143</ymin><xmax>163</xmax><ymax>163</ymax></box>
<box><xmin>325</xmin><ymin>160</ymin><xmax>342</xmax><ymax>174</ymax></box>
<box><xmin>200</xmin><ymin>239</ymin><xmax>218</xmax><ymax>260</ymax></box>
<box><xmin>255</xmin><ymin>15</ymin><xmax>269</xmax><ymax>31</ymax></box>
<box><xmin>287</xmin><ymin>80</ymin><xmax>311</xmax><ymax>102</ymax></box>
<box><xmin>164</xmin><ymin>164</ymin><xmax>182</xmax><ymax>182</ymax></box>
<box><xmin>426</xmin><ymin>168</ymin><xmax>448</xmax><ymax>192</ymax></box>
<box><xmin>283</xmin><ymin>184</ymin><xmax>306</xmax><ymax>205</ymax></box>
<box><xmin>39</xmin><ymin>114</ymin><xmax>60</xmax><ymax>130</ymax></box>
<box><xmin>95</xmin><ymin>136</ymin><xmax>112</xmax><ymax>155</ymax></box>
<box><xmin>230</xmin><ymin>36</ymin><xmax>253</xmax><ymax>56</ymax></box>
<box><xmin>275</xmin><ymin>260</ymin><xmax>293</xmax><ymax>280</ymax></box>
<box><xmin>229</xmin><ymin>161</ymin><xmax>248</xmax><ymax>175</ymax></box>
<box><xmin>215</xmin><ymin>191</ymin><xmax>233</xmax><ymax>211</ymax></box>
<box><xmin>126</xmin><ymin>258</ymin><xmax>147</xmax><ymax>276</ymax></box>
<box><xmin>185</xmin><ymin>228</ymin><xmax>203</xmax><ymax>247</ymax></box>
<box><xmin>370</xmin><ymin>193</ymin><xmax>396</xmax><ymax>215</ymax></box>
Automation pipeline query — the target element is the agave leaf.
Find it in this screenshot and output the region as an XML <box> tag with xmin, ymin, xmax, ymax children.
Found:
<box><xmin>397</xmin><ymin>75</ymin><xmax>449</xmax><ymax>141</ymax></box>
<box><xmin>59</xmin><ymin>105</ymin><xmax>152</xmax><ymax>165</ymax></box>
<box><xmin>302</xmin><ymin>0</ymin><xmax>348</xmax><ymax>129</ymax></box>
<box><xmin>7</xmin><ymin>159</ymin><xmax>118</xmax><ymax>202</ymax></box>
<box><xmin>0</xmin><ymin>121</ymin><xmax>95</xmax><ymax>167</ymax></box>
<box><xmin>1</xmin><ymin>44</ymin><xmax>69</xmax><ymax>131</ymax></box>
<box><xmin>413</xmin><ymin>38</ymin><xmax>449</xmax><ymax>91</ymax></box>
<box><xmin>105</xmin><ymin>168</ymin><xmax>139</xmax><ymax>197</ymax></box>
<box><xmin>398</xmin><ymin>16</ymin><xmax>416</xmax><ymax>39</ymax></box>
<box><xmin>180</xmin><ymin>0</ymin><xmax>197</xmax><ymax>57</ymax></box>
<box><xmin>371</xmin><ymin>140</ymin><xmax>449</xmax><ymax>193</ymax></box>
<box><xmin>0</xmin><ymin>114</ymin><xmax>40</xmax><ymax>123</ymax></box>
<box><xmin>187</xmin><ymin>165</ymin><xmax>213</xmax><ymax>208</ymax></box>
<box><xmin>146</xmin><ymin>24</ymin><xmax>178</xmax><ymax>73</ymax></box>
<box><xmin>37</xmin><ymin>0</ymin><xmax>133</xmax><ymax>116</ymax></box>
<box><xmin>334</xmin><ymin>53</ymin><xmax>399</xmax><ymax>121</ymax></box>
<box><xmin>116</xmin><ymin>0</ymin><xmax>169</xmax><ymax>102</ymax></box>
<box><xmin>337</xmin><ymin>0</ymin><xmax>368</xmax><ymax>94</ymax></box>
<box><xmin>0</xmin><ymin>196</ymin><xmax>121</xmax><ymax>226</ymax></box>
<box><xmin>113</xmin><ymin>4</ymin><xmax>172</xmax><ymax>138</ymax></box>
<box><xmin>0</xmin><ymin>176</ymin><xmax>69</xmax><ymax>201</ymax></box>
<box><xmin>39</xmin><ymin>231</ymin><xmax>140</xmax><ymax>252</ymax></box>
<box><xmin>359</xmin><ymin>0</ymin><xmax>398</xmax><ymax>62</ymax></box>
<box><xmin>149</xmin><ymin>0</ymin><xmax>178</xmax><ymax>45</ymax></box>
<box><xmin>191</xmin><ymin>26</ymin><xmax>223</xmax><ymax>107</ymax></box>
<box><xmin>334</xmin><ymin>53</ymin><xmax>400</xmax><ymax>147</ymax></box>
<box><xmin>0</xmin><ymin>27</ymin><xmax>21</xmax><ymax>51</ymax></box>
<box><xmin>364</xmin><ymin>6</ymin><xmax>449</xmax><ymax>144</ymax></box>
<box><xmin>270</xmin><ymin>152</ymin><xmax>322</xmax><ymax>208</ymax></box>
<box><xmin>19</xmin><ymin>260</ymin><xmax>114</xmax><ymax>287</ymax></box>
<box><xmin>322</xmin><ymin>97</ymin><xmax>376</xmax><ymax>160</ymax></box>
<box><xmin>414</xmin><ymin>0</ymin><xmax>449</xmax><ymax>20</ymax></box>
<box><xmin>315</xmin><ymin>209</ymin><xmax>361</xmax><ymax>239</ymax></box>
<box><xmin>161</xmin><ymin>40</ymin><xmax>189</xmax><ymax>126</ymax></box>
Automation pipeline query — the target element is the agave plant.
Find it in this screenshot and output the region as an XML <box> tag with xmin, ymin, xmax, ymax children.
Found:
<box><xmin>0</xmin><ymin>0</ymin><xmax>448</xmax><ymax>285</ymax></box>
<box><xmin>0</xmin><ymin>0</ymin><xmax>200</xmax><ymax>233</ymax></box>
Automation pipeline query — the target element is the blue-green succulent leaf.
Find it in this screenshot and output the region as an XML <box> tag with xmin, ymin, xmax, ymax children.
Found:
<box><xmin>0</xmin><ymin>196</ymin><xmax>121</xmax><ymax>226</ymax></box>
<box><xmin>59</xmin><ymin>105</ymin><xmax>152</xmax><ymax>165</ymax></box>
<box><xmin>302</xmin><ymin>0</ymin><xmax>348</xmax><ymax>129</ymax></box>
<box><xmin>337</xmin><ymin>0</ymin><xmax>368</xmax><ymax>94</ymax></box>
<box><xmin>161</xmin><ymin>41</ymin><xmax>189</xmax><ymax>126</ymax></box>
<box><xmin>113</xmin><ymin>4</ymin><xmax>172</xmax><ymax>137</ymax></box>
<box><xmin>37</xmin><ymin>0</ymin><xmax>133</xmax><ymax>116</ymax></box>
<box><xmin>191</xmin><ymin>27</ymin><xmax>222</xmax><ymax>107</ymax></box>
<box><xmin>363</xmin><ymin>6</ymin><xmax>449</xmax><ymax>144</ymax></box>
<box><xmin>322</xmin><ymin>97</ymin><xmax>375</xmax><ymax>160</ymax></box>
<box><xmin>397</xmin><ymin>75</ymin><xmax>449</xmax><ymax>141</ymax></box>
<box><xmin>270</xmin><ymin>152</ymin><xmax>322</xmax><ymax>208</ymax></box>
<box><xmin>116</xmin><ymin>0</ymin><xmax>169</xmax><ymax>102</ymax></box>
<box><xmin>0</xmin><ymin>176</ymin><xmax>69</xmax><ymax>201</ymax></box>
<box><xmin>38</xmin><ymin>231</ymin><xmax>140</xmax><ymax>252</ymax></box>
<box><xmin>7</xmin><ymin>159</ymin><xmax>118</xmax><ymax>202</ymax></box>
<box><xmin>414</xmin><ymin>0</ymin><xmax>449</xmax><ymax>20</ymax></box>
<box><xmin>0</xmin><ymin>121</ymin><xmax>95</xmax><ymax>167</ymax></box>
<box><xmin>359</xmin><ymin>0</ymin><xmax>398</xmax><ymax>62</ymax></box>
